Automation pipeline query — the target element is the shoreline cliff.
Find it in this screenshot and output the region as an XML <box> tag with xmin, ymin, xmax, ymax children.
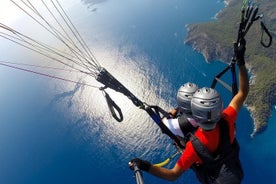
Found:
<box><xmin>185</xmin><ymin>0</ymin><xmax>276</xmax><ymax>137</ymax></box>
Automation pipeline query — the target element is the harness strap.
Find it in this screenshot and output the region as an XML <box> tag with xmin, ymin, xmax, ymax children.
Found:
<box><xmin>189</xmin><ymin>133</ymin><xmax>214</xmax><ymax>164</ymax></box>
<box><xmin>178</xmin><ymin>114</ymin><xmax>197</xmax><ymax>135</ymax></box>
<box><xmin>260</xmin><ymin>20</ymin><xmax>272</xmax><ymax>48</ymax></box>
<box><xmin>144</xmin><ymin>106</ymin><xmax>185</xmax><ymax>149</ymax></box>
<box><xmin>190</xmin><ymin>119</ymin><xmax>231</xmax><ymax>163</ymax></box>
<box><xmin>103</xmin><ymin>91</ymin><xmax>124</xmax><ymax>122</ymax></box>
<box><xmin>96</xmin><ymin>67</ymin><xmax>144</xmax><ymax>107</ymax></box>
<box><xmin>189</xmin><ymin>119</ymin><xmax>245</xmax><ymax>184</ymax></box>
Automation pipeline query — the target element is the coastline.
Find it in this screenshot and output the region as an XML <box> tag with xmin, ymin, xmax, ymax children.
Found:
<box><xmin>185</xmin><ymin>0</ymin><xmax>276</xmax><ymax>136</ymax></box>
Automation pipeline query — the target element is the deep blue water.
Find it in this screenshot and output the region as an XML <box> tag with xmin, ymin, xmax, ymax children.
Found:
<box><xmin>0</xmin><ymin>0</ymin><xmax>275</xmax><ymax>184</ymax></box>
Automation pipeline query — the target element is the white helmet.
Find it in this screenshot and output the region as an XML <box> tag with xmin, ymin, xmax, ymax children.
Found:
<box><xmin>177</xmin><ymin>82</ymin><xmax>198</xmax><ymax>113</ymax></box>
<box><xmin>191</xmin><ymin>87</ymin><xmax>223</xmax><ymax>130</ymax></box>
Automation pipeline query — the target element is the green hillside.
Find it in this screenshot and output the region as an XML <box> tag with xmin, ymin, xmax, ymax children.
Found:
<box><xmin>185</xmin><ymin>0</ymin><xmax>276</xmax><ymax>136</ymax></box>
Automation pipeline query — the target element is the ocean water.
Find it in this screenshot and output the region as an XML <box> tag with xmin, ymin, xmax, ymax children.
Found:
<box><xmin>0</xmin><ymin>0</ymin><xmax>275</xmax><ymax>184</ymax></box>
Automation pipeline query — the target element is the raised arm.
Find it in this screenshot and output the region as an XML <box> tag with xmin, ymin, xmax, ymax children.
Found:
<box><xmin>229</xmin><ymin>40</ymin><xmax>249</xmax><ymax>112</ymax></box>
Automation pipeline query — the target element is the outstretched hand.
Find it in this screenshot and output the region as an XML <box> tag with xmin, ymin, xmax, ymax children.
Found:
<box><xmin>234</xmin><ymin>38</ymin><xmax>246</xmax><ymax>66</ymax></box>
<box><xmin>129</xmin><ymin>158</ymin><xmax>151</xmax><ymax>172</ymax></box>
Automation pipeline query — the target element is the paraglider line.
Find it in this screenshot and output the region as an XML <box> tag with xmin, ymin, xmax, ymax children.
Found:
<box><xmin>0</xmin><ymin>61</ymin><xmax>99</xmax><ymax>89</ymax></box>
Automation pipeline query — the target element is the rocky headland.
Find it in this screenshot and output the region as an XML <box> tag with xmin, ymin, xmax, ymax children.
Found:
<box><xmin>185</xmin><ymin>0</ymin><xmax>276</xmax><ymax>137</ymax></box>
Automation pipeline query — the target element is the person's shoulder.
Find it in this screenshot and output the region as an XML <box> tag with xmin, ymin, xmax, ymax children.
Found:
<box><xmin>183</xmin><ymin>140</ymin><xmax>198</xmax><ymax>158</ymax></box>
<box><xmin>222</xmin><ymin>106</ymin><xmax>237</xmax><ymax>117</ymax></box>
<box><xmin>222</xmin><ymin>106</ymin><xmax>238</xmax><ymax>124</ymax></box>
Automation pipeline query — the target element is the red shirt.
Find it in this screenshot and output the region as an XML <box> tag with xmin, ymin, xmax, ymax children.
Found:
<box><xmin>176</xmin><ymin>106</ymin><xmax>237</xmax><ymax>171</ymax></box>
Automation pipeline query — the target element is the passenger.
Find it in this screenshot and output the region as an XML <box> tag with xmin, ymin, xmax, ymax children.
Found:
<box><xmin>162</xmin><ymin>82</ymin><xmax>199</xmax><ymax>138</ymax></box>
<box><xmin>129</xmin><ymin>38</ymin><xmax>248</xmax><ymax>184</ymax></box>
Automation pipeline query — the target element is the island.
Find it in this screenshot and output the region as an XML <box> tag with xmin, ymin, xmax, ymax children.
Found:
<box><xmin>185</xmin><ymin>0</ymin><xmax>276</xmax><ymax>137</ymax></box>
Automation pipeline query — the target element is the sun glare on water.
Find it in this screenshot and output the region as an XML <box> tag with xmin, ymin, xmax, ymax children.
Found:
<box><xmin>0</xmin><ymin>1</ymin><xmax>23</xmax><ymax>23</ymax></box>
<box><xmin>0</xmin><ymin>0</ymin><xmax>174</xmax><ymax>154</ymax></box>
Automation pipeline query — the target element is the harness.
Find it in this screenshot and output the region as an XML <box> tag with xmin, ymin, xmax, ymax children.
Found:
<box><xmin>178</xmin><ymin>113</ymin><xmax>198</xmax><ymax>135</ymax></box>
<box><xmin>188</xmin><ymin>119</ymin><xmax>244</xmax><ymax>184</ymax></box>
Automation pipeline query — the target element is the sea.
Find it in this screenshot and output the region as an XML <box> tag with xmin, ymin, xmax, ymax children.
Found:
<box><xmin>0</xmin><ymin>0</ymin><xmax>275</xmax><ymax>184</ymax></box>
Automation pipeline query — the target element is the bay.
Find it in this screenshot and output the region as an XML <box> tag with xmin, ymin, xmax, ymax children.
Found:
<box><xmin>0</xmin><ymin>0</ymin><xmax>275</xmax><ymax>184</ymax></box>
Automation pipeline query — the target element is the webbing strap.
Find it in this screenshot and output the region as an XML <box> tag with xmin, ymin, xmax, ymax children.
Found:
<box><xmin>260</xmin><ymin>20</ymin><xmax>272</xmax><ymax>48</ymax></box>
<box><xmin>190</xmin><ymin>119</ymin><xmax>231</xmax><ymax>163</ymax></box>
<box><xmin>144</xmin><ymin>106</ymin><xmax>185</xmax><ymax>149</ymax></box>
<box><xmin>189</xmin><ymin>133</ymin><xmax>214</xmax><ymax>164</ymax></box>
<box><xmin>96</xmin><ymin>68</ymin><xmax>184</xmax><ymax>147</ymax></box>
<box><xmin>211</xmin><ymin>1</ymin><xmax>272</xmax><ymax>97</ymax></box>
<box><xmin>104</xmin><ymin>91</ymin><xmax>123</xmax><ymax>122</ymax></box>
<box><xmin>96</xmin><ymin>68</ymin><xmax>144</xmax><ymax>107</ymax></box>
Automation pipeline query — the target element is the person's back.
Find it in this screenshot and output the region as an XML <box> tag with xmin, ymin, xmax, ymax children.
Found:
<box><xmin>176</xmin><ymin>39</ymin><xmax>248</xmax><ymax>183</ymax></box>
<box><xmin>129</xmin><ymin>38</ymin><xmax>249</xmax><ymax>184</ymax></box>
<box><xmin>189</xmin><ymin>118</ymin><xmax>243</xmax><ymax>184</ymax></box>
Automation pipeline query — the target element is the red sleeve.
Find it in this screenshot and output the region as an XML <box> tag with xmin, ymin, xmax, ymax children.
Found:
<box><xmin>176</xmin><ymin>141</ymin><xmax>202</xmax><ymax>171</ymax></box>
<box><xmin>222</xmin><ymin>106</ymin><xmax>238</xmax><ymax>123</ymax></box>
<box><xmin>222</xmin><ymin>106</ymin><xmax>238</xmax><ymax>143</ymax></box>
<box><xmin>176</xmin><ymin>106</ymin><xmax>237</xmax><ymax>170</ymax></box>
